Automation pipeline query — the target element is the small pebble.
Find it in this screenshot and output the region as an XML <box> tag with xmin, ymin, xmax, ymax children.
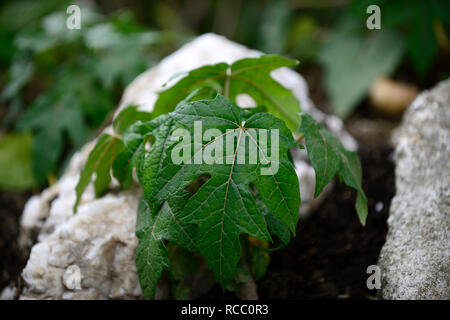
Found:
<box><xmin>375</xmin><ymin>202</ymin><xmax>384</xmax><ymax>212</ymax></box>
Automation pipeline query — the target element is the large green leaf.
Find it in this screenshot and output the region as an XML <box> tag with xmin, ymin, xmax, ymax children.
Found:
<box><xmin>74</xmin><ymin>106</ymin><xmax>153</xmax><ymax>210</ymax></box>
<box><xmin>153</xmin><ymin>55</ymin><xmax>301</xmax><ymax>131</ymax></box>
<box><xmin>134</xmin><ymin>95</ymin><xmax>300</xmax><ymax>291</ymax></box>
<box><xmin>136</xmin><ymin>194</ymin><xmax>197</xmax><ymax>299</ymax></box>
<box><xmin>298</xmin><ymin>113</ymin><xmax>367</xmax><ymax>225</ymax></box>
<box><xmin>74</xmin><ymin>134</ymin><xmax>124</xmax><ymax>212</ymax></box>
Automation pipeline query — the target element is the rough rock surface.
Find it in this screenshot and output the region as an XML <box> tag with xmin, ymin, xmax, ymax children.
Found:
<box><xmin>378</xmin><ymin>79</ymin><xmax>450</xmax><ymax>300</ymax></box>
<box><xmin>15</xmin><ymin>33</ymin><xmax>357</xmax><ymax>299</ymax></box>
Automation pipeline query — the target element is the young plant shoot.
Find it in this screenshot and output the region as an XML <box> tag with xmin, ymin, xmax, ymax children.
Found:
<box><xmin>74</xmin><ymin>55</ymin><xmax>367</xmax><ymax>299</ymax></box>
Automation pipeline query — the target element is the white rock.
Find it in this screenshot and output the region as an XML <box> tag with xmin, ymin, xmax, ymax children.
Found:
<box><xmin>18</xmin><ymin>33</ymin><xmax>357</xmax><ymax>299</ymax></box>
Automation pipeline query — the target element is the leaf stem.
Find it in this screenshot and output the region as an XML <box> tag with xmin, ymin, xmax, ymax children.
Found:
<box><xmin>224</xmin><ymin>67</ymin><xmax>231</xmax><ymax>98</ymax></box>
<box><xmin>295</xmin><ymin>133</ymin><xmax>304</xmax><ymax>143</ymax></box>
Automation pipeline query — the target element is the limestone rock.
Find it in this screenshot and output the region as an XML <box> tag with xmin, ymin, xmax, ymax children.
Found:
<box><xmin>17</xmin><ymin>33</ymin><xmax>357</xmax><ymax>299</ymax></box>
<box><xmin>378</xmin><ymin>78</ymin><xmax>450</xmax><ymax>300</ymax></box>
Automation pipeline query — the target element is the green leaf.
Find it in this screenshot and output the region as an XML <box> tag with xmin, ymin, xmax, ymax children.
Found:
<box><xmin>1</xmin><ymin>58</ymin><xmax>33</xmax><ymax>101</ymax></box>
<box><xmin>153</xmin><ymin>62</ymin><xmax>228</xmax><ymax>118</ymax></box>
<box><xmin>111</xmin><ymin>151</ymin><xmax>134</xmax><ymax>189</ymax></box>
<box><xmin>153</xmin><ymin>55</ymin><xmax>301</xmax><ymax>131</ymax></box>
<box><xmin>257</xmin><ymin>0</ymin><xmax>290</xmax><ymax>54</ymax></box>
<box><xmin>111</xmin><ymin>125</ymin><xmax>148</xmax><ymax>189</ymax></box>
<box><xmin>17</xmin><ymin>95</ymin><xmax>88</xmax><ymax>184</ymax></box>
<box><xmin>75</xmin><ymin>106</ymin><xmax>153</xmax><ymax>199</ymax></box>
<box><xmin>135</xmin><ymin>198</ymin><xmax>169</xmax><ymax>300</ymax></box>
<box><xmin>251</xmin><ymin>247</ymin><xmax>271</xmax><ymax>280</ymax></box>
<box><xmin>405</xmin><ymin>3</ymin><xmax>438</xmax><ymax>76</ymax></box>
<box><xmin>135</xmin><ymin>95</ymin><xmax>300</xmax><ymax>290</ymax></box>
<box><xmin>32</xmin><ymin>124</ymin><xmax>63</xmax><ymax>184</ymax></box>
<box><xmin>0</xmin><ymin>133</ymin><xmax>36</xmax><ymax>190</ymax></box>
<box><xmin>256</xmin><ymin>199</ymin><xmax>291</xmax><ymax>246</ymax></box>
<box><xmin>318</xmin><ymin>20</ymin><xmax>404</xmax><ymax>118</ymax></box>
<box><xmin>111</xmin><ymin>106</ymin><xmax>152</xmax><ymax>188</ymax></box>
<box><xmin>351</xmin><ymin>0</ymin><xmax>447</xmax><ymax>76</ymax></box>
<box><xmin>136</xmin><ymin>194</ymin><xmax>197</xmax><ymax>299</ymax></box>
<box><xmin>265</xmin><ymin>212</ymin><xmax>291</xmax><ymax>246</ymax></box>
<box><xmin>74</xmin><ymin>134</ymin><xmax>124</xmax><ymax>212</ymax></box>
<box><xmin>113</xmin><ymin>105</ymin><xmax>152</xmax><ymax>136</ymax></box>
<box><xmin>298</xmin><ymin>113</ymin><xmax>367</xmax><ymax>225</ymax></box>
<box><xmin>167</xmin><ymin>244</ymin><xmax>201</xmax><ymax>300</ymax></box>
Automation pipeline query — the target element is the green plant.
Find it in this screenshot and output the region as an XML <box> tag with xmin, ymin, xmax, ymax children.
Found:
<box><xmin>74</xmin><ymin>55</ymin><xmax>367</xmax><ymax>299</ymax></box>
<box><xmin>0</xmin><ymin>4</ymin><xmax>186</xmax><ymax>188</ymax></box>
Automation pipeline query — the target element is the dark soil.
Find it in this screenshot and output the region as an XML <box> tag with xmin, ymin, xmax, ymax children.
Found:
<box><xmin>257</xmin><ymin>144</ymin><xmax>395</xmax><ymax>299</ymax></box>
<box><xmin>0</xmin><ymin>191</ymin><xmax>31</xmax><ymax>292</ymax></box>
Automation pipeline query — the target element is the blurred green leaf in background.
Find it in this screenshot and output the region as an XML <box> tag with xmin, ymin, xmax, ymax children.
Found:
<box><xmin>351</xmin><ymin>0</ymin><xmax>450</xmax><ymax>77</ymax></box>
<box><xmin>0</xmin><ymin>1</ymin><xmax>188</xmax><ymax>188</ymax></box>
<box><xmin>0</xmin><ymin>133</ymin><xmax>35</xmax><ymax>190</ymax></box>
<box><xmin>318</xmin><ymin>18</ymin><xmax>404</xmax><ymax>118</ymax></box>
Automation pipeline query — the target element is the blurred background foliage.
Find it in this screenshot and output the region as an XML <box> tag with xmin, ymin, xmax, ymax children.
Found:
<box><xmin>0</xmin><ymin>0</ymin><xmax>449</xmax><ymax>191</ymax></box>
